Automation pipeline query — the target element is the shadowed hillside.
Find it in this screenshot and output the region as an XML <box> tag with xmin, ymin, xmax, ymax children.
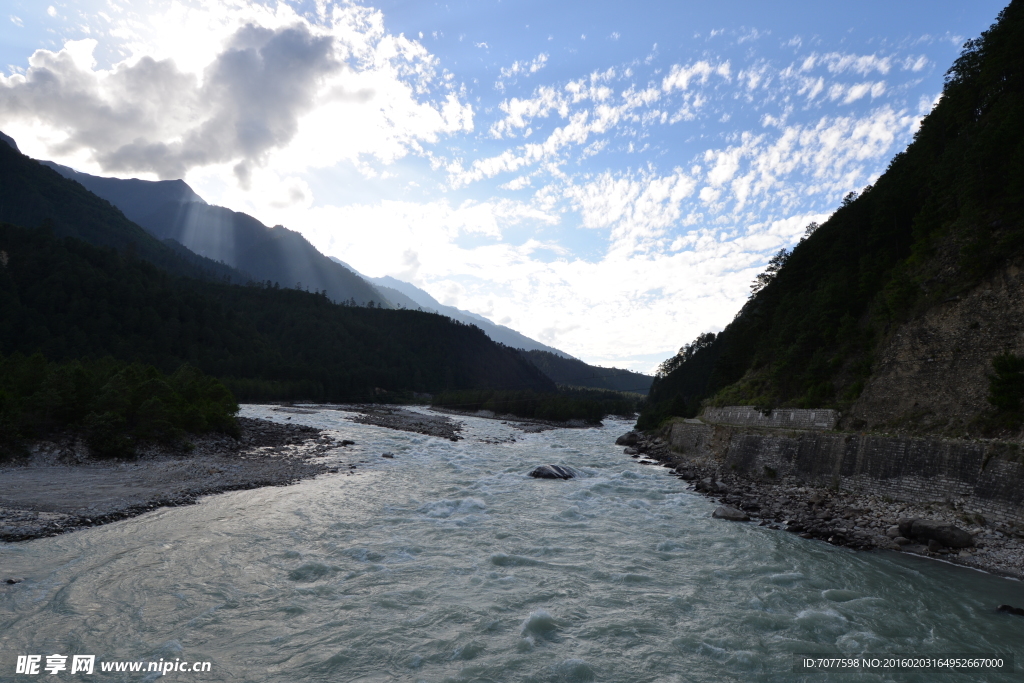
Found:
<box><xmin>40</xmin><ymin>161</ymin><xmax>388</xmax><ymax>307</ymax></box>
<box><xmin>0</xmin><ymin>222</ymin><xmax>556</xmax><ymax>402</ymax></box>
<box><xmin>0</xmin><ymin>136</ymin><xmax>243</xmax><ymax>284</ymax></box>
<box><xmin>523</xmin><ymin>350</ymin><xmax>653</xmax><ymax>395</ymax></box>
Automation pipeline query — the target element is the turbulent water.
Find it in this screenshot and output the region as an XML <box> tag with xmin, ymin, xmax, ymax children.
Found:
<box><xmin>3</xmin><ymin>406</ymin><xmax>1024</xmax><ymax>682</ymax></box>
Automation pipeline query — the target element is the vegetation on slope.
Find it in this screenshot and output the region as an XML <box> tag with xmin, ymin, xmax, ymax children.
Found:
<box><xmin>639</xmin><ymin>1</ymin><xmax>1024</xmax><ymax>429</ymax></box>
<box><xmin>0</xmin><ymin>222</ymin><xmax>556</xmax><ymax>404</ymax></box>
<box><xmin>522</xmin><ymin>349</ymin><xmax>653</xmax><ymax>395</ymax></box>
<box><xmin>0</xmin><ymin>138</ymin><xmax>244</xmax><ymax>284</ymax></box>
<box><xmin>431</xmin><ymin>386</ymin><xmax>642</xmax><ymax>424</ymax></box>
<box><xmin>0</xmin><ymin>353</ymin><xmax>237</xmax><ymax>460</ymax></box>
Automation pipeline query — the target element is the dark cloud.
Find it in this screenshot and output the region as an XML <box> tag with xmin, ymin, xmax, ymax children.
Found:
<box><xmin>0</xmin><ymin>23</ymin><xmax>340</xmax><ymax>180</ymax></box>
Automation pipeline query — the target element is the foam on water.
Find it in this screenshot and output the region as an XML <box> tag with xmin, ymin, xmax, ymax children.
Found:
<box><xmin>2</xmin><ymin>405</ymin><xmax>1024</xmax><ymax>681</ymax></box>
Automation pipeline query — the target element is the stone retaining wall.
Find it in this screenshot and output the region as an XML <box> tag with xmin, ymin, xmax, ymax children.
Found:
<box><xmin>665</xmin><ymin>420</ymin><xmax>1024</xmax><ymax>525</ymax></box>
<box><xmin>701</xmin><ymin>406</ymin><xmax>839</xmax><ymax>431</ymax></box>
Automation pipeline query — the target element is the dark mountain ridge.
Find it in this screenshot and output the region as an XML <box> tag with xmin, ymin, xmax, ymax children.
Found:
<box><xmin>40</xmin><ymin>161</ymin><xmax>387</xmax><ymax>307</ymax></box>
<box><xmin>522</xmin><ymin>350</ymin><xmax>653</xmax><ymax>395</ymax></box>
<box><xmin>0</xmin><ymin>135</ymin><xmax>244</xmax><ymax>284</ymax></box>
<box><xmin>331</xmin><ymin>260</ymin><xmax>574</xmax><ymax>358</ymax></box>
<box><xmin>0</xmin><ymin>221</ymin><xmax>556</xmax><ymax>401</ymax></box>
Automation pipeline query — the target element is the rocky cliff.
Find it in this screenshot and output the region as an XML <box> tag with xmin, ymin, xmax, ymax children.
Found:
<box><xmin>844</xmin><ymin>258</ymin><xmax>1024</xmax><ymax>436</ymax></box>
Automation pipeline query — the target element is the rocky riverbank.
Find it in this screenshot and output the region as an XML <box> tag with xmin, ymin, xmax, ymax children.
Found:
<box><xmin>429</xmin><ymin>406</ymin><xmax>596</xmax><ymax>432</ymax></box>
<box><xmin>342</xmin><ymin>406</ymin><xmax>465</xmax><ymax>441</ymax></box>
<box><xmin>0</xmin><ymin>417</ymin><xmax>355</xmax><ymax>543</ymax></box>
<box><xmin>624</xmin><ymin>431</ymin><xmax>1024</xmax><ymax>579</ymax></box>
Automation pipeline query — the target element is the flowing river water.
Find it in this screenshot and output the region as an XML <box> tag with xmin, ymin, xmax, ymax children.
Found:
<box><xmin>2</xmin><ymin>406</ymin><xmax>1024</xmax><ymax>682</ymax></box>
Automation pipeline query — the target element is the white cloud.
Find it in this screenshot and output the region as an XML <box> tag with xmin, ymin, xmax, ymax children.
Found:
<box><xmin>9</xmin><ymin>15</ymin><xmax>23</xmax><ymax>27</ymax></box>
<box><xmin>823</xmin><ymin>52</ymin><xmax>892</xmax><ymax>75</ymax></box>
<box><xmin>903</xmin><ymin>55</ymin><xmax>929</xmax><ymax>71</ymax></box>
<box><xmin>0</xmin><ymin>2</ymin><xmax>472</xmax><ymax>183</ymax></box>
<box><xmin>661</xmin><ymin>60</ymin><xmax>731</xmax><ymax>91</ymax></box>
<box><xmin>494</xmin><ymin>52</ymin><xmax>548</xmax><ymax>91</ymax></box>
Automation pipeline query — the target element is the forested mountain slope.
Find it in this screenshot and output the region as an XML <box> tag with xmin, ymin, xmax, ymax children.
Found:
<box><xmin>351</xmin><ymin>267</ymin><xmax>572</xmax><ymax>357</ymax></box>
<box><xmin>0</xmin><ymin>135</ymin><xmax>242</xmax><ymax>284</ymax></box>
<box><xmin>639</xmin><ymin>1</ymin><xmax>1024</xmax><ymax>435</ymax></box>
<box><xmin>41</xmin><ymin>161</ymin><xmax>387</xmax><ymax>307</ymax></box>
<box><xmin>0</xmin><ymin>222</ymin><xmax>556</xmax><ymax>401</ymax></box>
<box><xmin>523</xmin><ymin>350</ymin><xmax>653</xmax><ymax>395</ymax></box>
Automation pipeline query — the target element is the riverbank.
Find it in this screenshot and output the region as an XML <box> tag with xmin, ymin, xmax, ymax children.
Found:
<box><xmin>629</xmin><ymin>431</ymin><xmax>1024</xmax><ymax>580</ymax></box>
<box><xmin>0</xmin><ymin>417</ymin><xmax>352</xmax><ymax>543</ymax></box>
<box><xmin>429</xmin><ymin>406</ymin><xmax>597</xmax><ymax>432</ymax></box>
<box><xmin>341</xmin><ymin>405</ymin><xmax>466</xmax><ymax>440</ymax></box>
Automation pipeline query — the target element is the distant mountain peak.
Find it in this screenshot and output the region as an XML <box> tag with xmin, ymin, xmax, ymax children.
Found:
<box><xmin>328</xmin><ymin>257</ymin><xmax>576</xmax><ymax>359</ymax></box>
<box><xmin>0</xmin><ymin>131</ymin><xmax>19</xmax><ymax>153</ymax></box>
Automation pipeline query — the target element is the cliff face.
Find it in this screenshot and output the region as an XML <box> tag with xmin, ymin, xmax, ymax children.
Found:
<box><xmin>845</xmin><ymin>259</ymin><xmax>1024</xmax><ymax>435</ymax></box>
<box><xmin>663</xmin><ymin>416</ymin><xmax>1024</xmax><ymax>527</ymax></box>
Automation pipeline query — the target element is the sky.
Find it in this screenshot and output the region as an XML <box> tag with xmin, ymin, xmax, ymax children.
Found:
<box><xmin>0</xmin><ymin>0</ymin><xmax>1010</xmax><ymax>372</ymax></box>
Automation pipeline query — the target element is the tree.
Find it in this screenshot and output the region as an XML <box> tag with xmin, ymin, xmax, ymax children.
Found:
<box><xmin>749</xmin><ymin>248</ymin><xmax>790</xmax><ymax>296</ymax></box>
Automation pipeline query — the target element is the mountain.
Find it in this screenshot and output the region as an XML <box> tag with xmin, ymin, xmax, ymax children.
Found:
<box><xmin>0</xmin><ymin>135</ymin><xmax>243</xmax><ymax>284</ymax></box>
<box><xmin>328</xmin><ymin>260</ymin><xmax>656</xmax><ymax>392</ymax></box>
<box><xmin>638</xmin><ymin>1</ymin><xmax>1024</xmax><ymax>436</ymax></box>
<box><xmin>0</xmin><ymin>132</ymin><xmax>19</xmax><ymax>152</ymax></box>
<box><xmin>40</xmin><ymin>163</ymin><xmax>389</xmax><ymax>307</ymax></box>
<box><xmin>330</xmin><ymin>258</ymin><xmax>573</xmax><ymax>357</ymax></box>
<box><xmin>0</xmin><ymin>221</ymin><xmax>557</xmax><ymax>400</ymax></box>
<box><xmin>0</xmin><ymin>131</ymin><xmax>559</xmax><ymax>399</ymax></box>
<box><xmin>522</xmin><ymin>350</ymin><xmax>653</xmax><ymax>395</ymax></box>
<box><xmin>40</xmin><ymin>160</ymin><xmax>204</xmax><ymax>218</ymax></box>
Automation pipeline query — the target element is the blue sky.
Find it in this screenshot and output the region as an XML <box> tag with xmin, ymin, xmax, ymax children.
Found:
<box><xmin>0</xmin><ymin>0</ymin><xmax>1009</xmax><ymax>371</ymax></box>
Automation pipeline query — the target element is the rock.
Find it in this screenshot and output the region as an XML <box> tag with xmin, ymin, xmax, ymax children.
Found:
<box><xmin>910</xmin><ymin>520</ymin><xmax>974</xmax><ymax>548</ymax></box>
<box><xmin>808</xmin><ymin>491</ymin><xmax>826</xmax><ymax>505</ymax></box>
<box><xmin>712</xmin><ymin>506</ymin><xmax>749</xmax><ymax>522</ymax></box>
<box><xmin>623</xmin><ymin>447</ymin><xmax>639</xmax><ymax>455</ymax></box>
<box><xmin>340</xmin><ymin>440</ymin><xmax>355</xmax><ymax>447</ymax></box>
<box><xmin>528</xmin><ymin>465</ymin><xmax>576</xmax><ymax>480</ymax></box>
<box><xmin>997</xmin><ymin>604</ymin><xmax>1024</xmax><ymax>616</ymax></box>
<box><xmin>927</xmin><ymin>538</ymin><xmax>943</xmax><ymax>552</ymax></box>
<box><xmin>894</xmin><ymin>536</ymin><xmax>910</xmax><ymax>546</ymax></box>
<box><xmin>615</xmin><ymin>431</ymin><xmax>639</xmax><ymax>446</ymax></box>
<box><xmin>381</xmin><ymin>453</ymin><xmax>394</xmax><ymax>459</ymax></box>
<box><xmin>886</xmin><ymin>525</ymin><xmax>901</xmax><ymax>538</ymax></box>
<box><xmin>898</xmin><ymin>518</ymin><xmax>917</xmax><ymax>538</ymax></box>
<box><xmin>5</xmin><ymin>578</ymin><xmax>23</xmax><ymax>584</ymax></box>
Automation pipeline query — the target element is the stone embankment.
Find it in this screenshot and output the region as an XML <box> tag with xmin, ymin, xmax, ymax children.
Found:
<box><xmin>623</xmin><ymin>408</ymin><xmax>1024</xmax><ymax>578</ymax></box>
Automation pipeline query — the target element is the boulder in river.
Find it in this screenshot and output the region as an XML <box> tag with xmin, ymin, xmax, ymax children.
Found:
<box><xmin>712</xmin><ymin>506</ymin><xmax>749</xmax><ymax>522</ymax></box>
<box><xmin>528</xmin><ymin>465</ymin><xmax>576</xmax><ymax>480</ymax></box>
<box><xmin>615</xmin><ymin>431</ymin><xmax>639</xmax><ymax>446</ymax></box>
<box><xmin>899</xmin><ymin>518</ymin><xmax>974</xmax><ymax>548</ymax></box>
<box><xmin>997</xmin><ymin>604</ymin><xmax>1024</xmax><ymax>616</ymax></box>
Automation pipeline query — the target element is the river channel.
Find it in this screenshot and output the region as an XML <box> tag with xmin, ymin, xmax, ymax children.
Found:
<box><xmin>2</xmin><ymin>405</ymin><xmax>1024</xmax><ymax>682</ymax></box>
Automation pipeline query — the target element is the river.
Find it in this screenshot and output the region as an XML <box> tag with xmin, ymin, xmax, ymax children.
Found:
<box><xmin>2</xmin><ymin>405</ymin><xmax>1023</xmax><ymax>682</ymax></box>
